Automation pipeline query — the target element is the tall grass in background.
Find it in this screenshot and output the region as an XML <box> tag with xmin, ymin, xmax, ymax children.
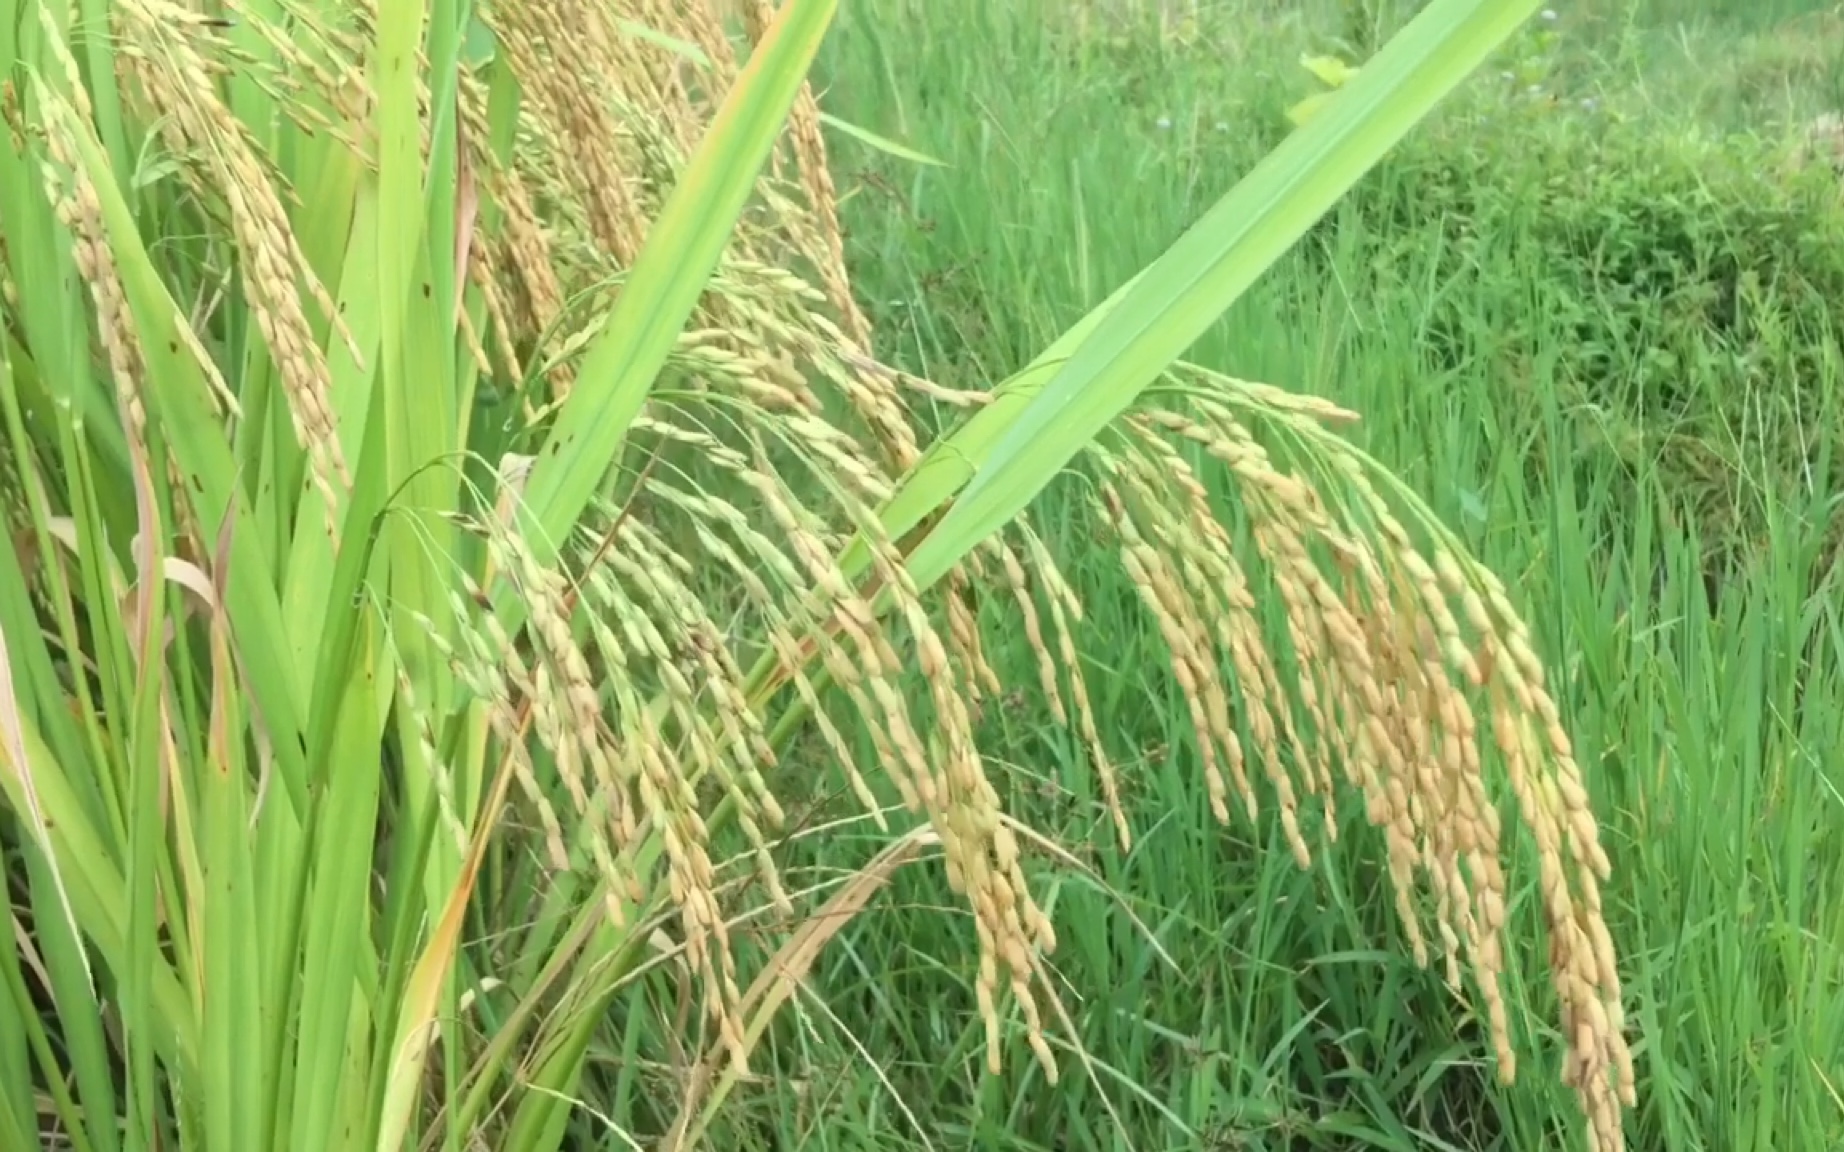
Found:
<box><xmin>0</xmin><ymin>1</ymin><xmax>1657</xmax><ymax>1152</ymax></box>
<box><xmin>1622</xmin><ymin>0</ymin><xmax>1835</xmax><ymax>31</ymax></box>
<box><xmin>804</xmin><ymin>0</ymin><xmax>1844</xmax><ymax>1149</ymax></box>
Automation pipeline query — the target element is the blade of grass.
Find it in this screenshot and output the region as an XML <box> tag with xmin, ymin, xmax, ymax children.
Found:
<box><xmin>904</xmin><ymin>0</ymin><xmax>1544</xmax><ymax>593</ymax></box>
<box><xmin>28</xmin><ymin>74</ymin><xmax>312</xmax><ymax>815</ymax></box>
<box><xmin>375</xmin><ymin>736</ymin><xmax>515</xmax><ymax>1152</ymax></box>
<box><xmin>670</xmin><ymin>826</ymin><xmax>940</xmax><ymax>1151</ymax></box>
<box><xmin>505</xmin><ymin>0</ymin><xmax>839</xmax><ymax>581</ymax></box>
<box><xmin>197</xmin><ymin>511</ymin><xmax>263</xmax><ymax>1152</ymax></box>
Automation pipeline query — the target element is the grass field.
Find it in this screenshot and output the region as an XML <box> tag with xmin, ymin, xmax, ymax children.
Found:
<box><xmin>636</xmin><ymin>3</ymin><xmax>1844</xmax><ymax>1149</ymax></box>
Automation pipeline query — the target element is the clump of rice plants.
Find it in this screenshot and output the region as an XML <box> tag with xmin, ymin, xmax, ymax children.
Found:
<box><xmin>0</xmin><ymin>2</ymin><xmax>1632</xmax><ymax>1151</ymax></box>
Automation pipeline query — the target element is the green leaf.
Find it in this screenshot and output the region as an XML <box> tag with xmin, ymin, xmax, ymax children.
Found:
<box><xmin>28</xmin><ymin>74</ymin><xmax>313</xmax><ymax>814</ymax></box>
<box><xmin>615</xmin><ymin>17</ymin><xmax>710</xmax><ymax>66</ymax></box>
<box><xmin>819</xmin><ymin>112</ymin><xmax>946</xmax><ymax>167</ymax></box>
<box><xmin>503</xmin><ymin>0</ymin><xmax>839</xmax><ymax>589</ymax></box>
<box><xmin>900</xmin><ymin>0</ymin><xmax>1543</xmax><ymax>595</ymax></box>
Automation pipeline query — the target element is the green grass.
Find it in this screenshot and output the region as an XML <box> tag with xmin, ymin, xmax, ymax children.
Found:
<box><xmin>641</xmin><ymin>2</ymin><xmax>1844</xmax><ymax>1148</ymax></box>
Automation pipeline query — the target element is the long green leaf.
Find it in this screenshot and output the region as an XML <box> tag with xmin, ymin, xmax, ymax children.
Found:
<box><xmin>834</xmin><ymin>268</ymin><xmax>1149</xmax><ymax>583</ymax></box>
<box><xmin>29</xmin><ymin>74</ymin><xmax>313</xmax><ymax>815</ymax></box>
<box><xmin>198</xmin><ymin>514</ymin><xmax>261</xmax><ymax>1152</ymax></box>
<box><xmin>902</xmin><ymin>0</ymin><xmax>1542</xmax><ymax>593</ymax></box>
<box><xmin>505</xmin><ymin>0</ymin><xmax>839</xmax><ymax>585</ymax></box>
<box><xmin>0</xmin><ymin>720</ymin><xmax>196</xmax><ymax>1077</ymax></box>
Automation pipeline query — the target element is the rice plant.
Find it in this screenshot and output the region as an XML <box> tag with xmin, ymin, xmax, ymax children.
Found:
<box><xmin>0</xmin><ymin>1</ymin><xmax>1631</xmax><ymax>1150</ymax></box>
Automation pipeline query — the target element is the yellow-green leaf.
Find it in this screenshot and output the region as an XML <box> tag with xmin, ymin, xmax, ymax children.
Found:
<box><xmin>1300</xmin><ymin>52</ymin><xmax>1360</xmax><ymax>89</ymax></box>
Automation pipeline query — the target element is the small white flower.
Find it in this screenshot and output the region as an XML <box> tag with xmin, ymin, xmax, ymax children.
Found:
<box><xmin>1155</xmin><ymin>115</ymin><xmax>1172</xmax><ymax>130</ymax></box>
<box><xmin>1541</xmin><ymin>7</ymin><xmax>1558</xmax><ymax>19</ymax></box>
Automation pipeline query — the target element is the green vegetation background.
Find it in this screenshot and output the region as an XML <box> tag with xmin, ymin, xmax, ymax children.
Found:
<box><xmin>673</xmin><ymin>2</ymin><xmax>1844</xmax><ymax>1148</ymax></box>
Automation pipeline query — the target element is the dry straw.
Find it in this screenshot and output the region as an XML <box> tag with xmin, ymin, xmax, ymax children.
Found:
<box><xmin>8</xmin><ymin>0</ymin><xmax>1635</xmax><ymax>1148</ymax></box>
